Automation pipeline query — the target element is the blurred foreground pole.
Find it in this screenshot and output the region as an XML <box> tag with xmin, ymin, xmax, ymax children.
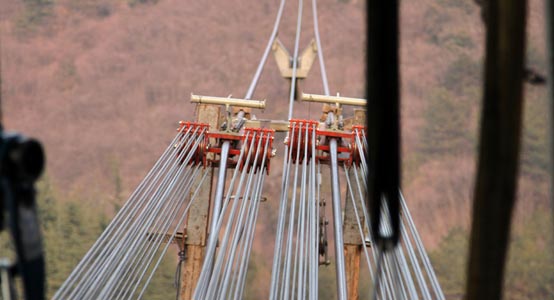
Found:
<box><xmin>466</xmin><ymin>1</ymin><xmax>526</xmax><ymax>299</ymax></box>
<box><xmin>547</xmin><ymin>0</ymin><xmax>554</xmax><ymax>248</ymax></box>
<box><xmin>366</xmin><ymin>0</ymin><xmax>401</xmax><ymax>250</ymax></box>
<box><xmin>0</xmin><ymin>29</ymin><xmax>3</xmax><ymax>127</ymax></box>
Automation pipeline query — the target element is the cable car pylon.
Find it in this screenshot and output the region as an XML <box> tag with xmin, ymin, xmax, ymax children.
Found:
<box><xmin>53</xmin><ymin>0</ymin><xmax>447</xmax><ymax>299</ymax></box>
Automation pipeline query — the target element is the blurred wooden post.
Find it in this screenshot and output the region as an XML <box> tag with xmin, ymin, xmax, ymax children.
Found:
<box><xmin>179</xmin><ymin>104</ymin><xmax>220</xmax><ymax>300</ymax></box>
<box><xmin>546</xmin><ymin>0</ymin><xmax>554</xmax><ymax>250</ymax></box>
<box><xmin>0</xmin><ymin>31</ymin><xmax>3</xmax><ymax>127</ymax></box>
<box><xmin>466</xmin><ymin>0</ymin><xmax>526</xmax><ymax>299</ymax></box>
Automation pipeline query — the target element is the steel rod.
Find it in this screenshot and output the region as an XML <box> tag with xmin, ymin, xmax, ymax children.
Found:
<box><xmin>210</xmin><ymin>141</ymin><xmax>230</xmax><ymax>239</ymax></box>
<box><xmin>352</xmin><ymin>165</ymin><xmax>394</xmax><ymax>300</ymax></box>
<box><xmin>281</xmin><ymin>123</ymin><xmax>303</xmax><ymax>300</ymax></box>
<box><xmin>102</xmin><ymin>133</ymin><xmax>205</xmax><ymax>299</ymax></box>
<box><xmin>400</xmin><ymin>192</ymin><xmax>445</xmax><ymax>299</ymax></box>
<box><xmin>195</xmin><ymin>138</ymin><xmax>247</xmax><ymax>299</ymax></box>
<box><xmin>245</xmin><ymin>0</ymin><xmax>287</xmax><ymax>99</ymax></box>
<box><xmin>287</xmin><ymin>0</ymin><xmax>304</xmax><ymax>120</ymax></box>
<box><xmin>302</xmin><ymin>93</ymin><xmax>366</xmax><ymax>106</ymax></box>
<box><xmin>54</xmin><ymin>126</ymin><xmax>193</xmax><ymax>298</ymax></box>
<box><xmin>311</xmin><ymin>0</ymin><xmax>330</xmax><ymax>96</ymax></box>
<box><xmin>329</xmin><ymin>138</ymin><xmax>347</xmax><ymax>300</ymax></box>
<box><xmin>118</xmin><ymin>166</ymin><xmax>202</xmax><ymax>299</ymax></box>
<box><xmin>269</xmin><ymin>123</ymin><xmax>296</xmax><ymax>300</ymax></box>
<box><xmin>191</xmin><ymin>94</ymin><xmax>266</xmax><ymax>109</ymax></box>
<box><xmin>72</xmin><ymin>128</ymin><xmax>203</xmax><ymax>300</ymax></box>
<box><xmin>137</xmin><ymin>170</ymin><xmax>209</xmax><ymax>299</ymax></box>
<box><xmin>234</xmin><ymin>135</ymin><xmax>271</xmax><ymax>298</ymax></box>
<box><xmin>210</xmin><ymin>132</ymin><xmax>259</xmax><ymax>298</ymax></box>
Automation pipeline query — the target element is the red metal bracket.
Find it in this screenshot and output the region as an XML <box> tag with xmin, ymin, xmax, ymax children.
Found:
<box><xmin>205</xmin><ymin>129</ymin><xmax>275</xmax><ymax>174</ymax></box>
<box><xmin>315</xmin><ymin>126</ymin><xmax>367</xmax><ymax>167</ymax></box>
<box><xmin>316</xmin><ymin>128</ymin><xmax>353</xmax><ymax>166</ymax></box>
<box><xmin>286</xmin><ymin>119</ymin><xmax>319</xmax><ymax>164</ymax></box>
<box><xmin>175</xmin><ymin>122</ymin><xmax>276</xmax><ymax>174</ymax></box>
<box><xmin>204</xmin><ymin>131</ymin><xmax>243</xmax><ymax>169</ymax></box>
<box><xmin>176</xmin><ymin>121</ymin><xmax>210</xmax><ymax>166</ymax></box>
<box><xmin>239</xmin><ymin>128</ymin><xmax>275</xmax><ymax>174</ymax></box>
<box><xmin>350</xmin><ymin>125</ymin><xmax>366</xmax><ymax>167</ymax></box>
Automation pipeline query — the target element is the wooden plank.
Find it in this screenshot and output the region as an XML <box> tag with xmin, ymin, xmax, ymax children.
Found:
<box><xmin>183</xmin><ymin>172</ymin><xmax>213</xmax><ymax>246</ymax></box>
<box><xmin>243</xmin><ymin>119</ymin><xmax>290</xmax><ymax>132</ymax></box>
<box><xmin>344</xmin><ymin>244</ymin><xmax>361</xmax><ymax>300</ymax></box>
<box><xmin>343</xmin><ymin>171</ymin><xmax>365</xmax><ymax>245</ymax></box>
<box><xmin>180</xmin><ymin>245</ymin><xmax>204</xmax><ymax>300</ymax></box>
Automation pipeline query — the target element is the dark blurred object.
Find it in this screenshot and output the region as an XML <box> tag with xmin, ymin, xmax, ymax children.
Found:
<box><xmin>0</xmin><ymin>129</ymin><xmax>46</xmax><ymax>300</ymax></box>
<box><xmin>474</xmin><ymin>1</ymin><xmax>545</xmax><ymax>87</ymax></box>
<box><xmin>524</xmin><ymin>67</ymin><xmax>547</xmax><ymax>85</ymax></box>
<box><xmin>473</xmin><ymin>0</ymin><xmax>489</xmax><ymax>23</ymax></box>
<box><xmin>547</xmin><ymin>0</ymin><xmax>554</xmax><ymax>256</ymax></box>
<box><xmin>466</xmin><ymin>0</ymin><xmax>527</xmax><ymax>299</ymax></box>
<box><xmin>366</xmin><ymin>0</ymin><xmax>400</xmax><ymax>251</ymax></box>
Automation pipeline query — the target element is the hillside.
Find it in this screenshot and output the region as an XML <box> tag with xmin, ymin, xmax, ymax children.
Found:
<box><xmin>0</xmin><ymin>0</ymin><xmax>551</xmax><ymax>298</ymax></box>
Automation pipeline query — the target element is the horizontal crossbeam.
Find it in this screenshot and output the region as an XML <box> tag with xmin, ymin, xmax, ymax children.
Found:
<box><xmin>191</xmin><ymin>94</ymin><xmax>266</xmax><ymax>109</ymax></box>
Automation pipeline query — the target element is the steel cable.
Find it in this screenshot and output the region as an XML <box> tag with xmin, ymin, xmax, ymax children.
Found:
<box><xmin>270</xmin><ymin>121</ymin><xmax>319</xmax><ymax>300</ymax></box>
<box><xmin>269</xmin><ymin>123</ymin><xmax>296</xmax><ymax>299</ymax></box>
<box><xmin>53</xmin><ymin>125</ymin><xmax>208</xmax><ymax>299</ymax></box>
<box><xmin>206</xmin><ymin>132</ymin><xmax>260</xmax><ymax>298</ymax></box>
<box><xmin>66</xmin><ymin>128</ymin><xmax>198</xmax><ymax>299</ymax></box>
<box><xmin>194</xmin><ymin>136</ymin><xmax>249</xmax><ymax>298</ymax></box>
<box><xmin>53</xmin><ymin>124</ymin><xmax>193</xmax><ymax>298</ymax></box>
<box><xmin>137</xmin><ymin>169</ymin><xmax>210</xmax><ymax>299</ymax></box>
<box><xmin>218</xmin><ymin>132</ymin><xmax>269</xmax><ymax>299</ymax></box>
<box><xmin>344</xmin><ymin>132</ymin><xmax>446</xmax><ymax>300</ymax></box>
<box><xmin>311</xmin><ymin>0</ymin><xmax>330</xmax><ymax>96</ymax></box>
<box><xmin>193</xmin><ymin>130</ymin><xmax>272</xmax><ymax>300</ymax></box>
<box><xmin>245</xmin><ymin>0</ymin><xmax>287</xmax><ymax>99</ymax></box>
<box><xmin>80</xmin><ymin>127</ymin><xmax>206</xmax><ymax>299</ymax></box>
<box><xmin>287</xmin><ymin>0</ymin><xmax>304</xmax><ymax>120</ymax></box>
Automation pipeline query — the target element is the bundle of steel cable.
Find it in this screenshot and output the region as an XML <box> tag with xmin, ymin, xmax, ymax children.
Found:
<box><xmin>53</xmin><ymin>124</ymin><xmax>209</xmax><ymax>300</ymax></box>
<box><xmin>193</xmin><ymin>129</ymin><xmax>273</xmax><ymax>300</ymax></box>
<box><xmin>269</xmin><ymin>0</ymin><xmax>347</xmax><ymax>297</ymax></box>
<box><xmin>344</xmin><ymin>128</ymin><xmax>445</xmax><ymax>300</ymax></box>
<box><xmin>269</xmin><ymin>120</ymin><xmax>320</xmax><ymax>300</ymax></box>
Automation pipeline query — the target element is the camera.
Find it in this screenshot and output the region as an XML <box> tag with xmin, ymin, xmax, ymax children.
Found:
<box><xmin>0</xmin><ymin>131</ymin><xmax>45</xmax><ymax>300</ymax></box>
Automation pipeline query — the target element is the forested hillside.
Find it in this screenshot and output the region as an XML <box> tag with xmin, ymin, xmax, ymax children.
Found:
<box><xmin>0</xmin><ymin>0</ymin><xmax>551</xmax><ymax>298</ymax></box>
